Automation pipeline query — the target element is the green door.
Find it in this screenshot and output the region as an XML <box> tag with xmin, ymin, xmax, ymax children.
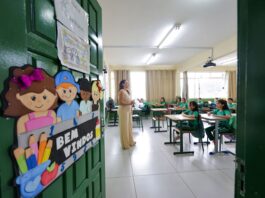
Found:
<box><xmin>0</xmin><ymin>0</ymin><xmax>105</xmax><ymax>197</ymax></box>
<box><xmin>236</xmin><ymin>0</ymin><xmax>265</xmax><ymax>197</ymax></box>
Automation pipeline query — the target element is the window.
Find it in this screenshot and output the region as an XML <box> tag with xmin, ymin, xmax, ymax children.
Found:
<box><xmin>180</xmin><ymin>72</ymin><xmax>228</xmax><ymax>98</ymax></box>
<box><xmin>130</xmin><ymin>71</ymin><xmax>146</xmax><ymax>100</ymax></box>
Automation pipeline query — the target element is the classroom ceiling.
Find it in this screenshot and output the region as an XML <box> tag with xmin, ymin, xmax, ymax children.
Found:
<box><xmin>98</xmin><ymin>0</ymin><xmax>237</xmax><ymax>66</ymax></box>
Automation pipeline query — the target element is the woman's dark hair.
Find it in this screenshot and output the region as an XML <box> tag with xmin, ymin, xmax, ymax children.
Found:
<box><xmin>160</xmin><ymin>97</ymin><xmax>165</xmax><ymax>102</ymax></box>
<box><xmin>217</xmin><ymin>99</ymin><xmax>229</xmax><ymax>110</ymax></box>
<box><xmin>119</xmin><ymin>80</ymin><xmax>126</xmax><ymax>90</ymax></box>
<box><xmin>228</xmin><ymin>98</ymin><xmax>233</xmax><ymax>101</ymax></box>
<box><xmin>182</xmin><ymin>97</ymin><xmax>187</xmax><ymax>102</ymax></box>
<box><xmin>189</xmin><ymin>101</ymin><xmax>199</xmax><ymax>111</ymax></box>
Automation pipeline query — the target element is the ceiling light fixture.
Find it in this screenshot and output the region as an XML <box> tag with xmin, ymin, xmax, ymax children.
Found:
<box><xmin>215</xmin><ymin>57</ymin><xmax>238</xmax><ymax>65</ymax></box>
<box><xmin>146</xmin><ymin>53</ymin><xmax>157</xmax><ymax>65</ymax></box>
<box><xmin>203</xmin><ymin>48</ymin><xmax>216</xmax><ymax>68</ymax></box>
<box><xmin>157</xmin><ymin>24</ymin><xmax>181</xmax><ymax>49</ymax></box>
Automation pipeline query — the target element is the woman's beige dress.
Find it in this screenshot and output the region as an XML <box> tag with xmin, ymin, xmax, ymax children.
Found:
<box><xmin>118</xmin><ymin>89</ymin><xmax>134</xmax><ymax>149</ymax></box>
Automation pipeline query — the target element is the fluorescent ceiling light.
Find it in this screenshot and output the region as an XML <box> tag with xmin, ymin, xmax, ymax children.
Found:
<box><xmin>158</xmin><ymin>24</ymin><xmax>181</xmax><ymax>49</ymax></box>
<box><xmin>214</xmin><ymin>56</ymin><xmax>237</xmax><ymax>65</ymax></box>
<box><xmin>146</xmin><ymin>53</ymin><xmax>157</xmax><ymax>65</ymax></box>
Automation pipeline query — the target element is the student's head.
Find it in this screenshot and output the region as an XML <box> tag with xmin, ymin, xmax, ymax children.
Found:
<box><xmin>160</xmin><ymin>97</ymin><xmax>165</xmax><ymax>102</ymax></box>
<box><xmin>198</xmin><ymin>98</ymin><xmax>202</xmax><ymax>100</ymax></box>
<box><xmin>55</xmin><ymin>71</ymin><xmax>80</xmax><ymax>103</ymax></box>
<box><xmin>78</xmin><ymin>78</ymin><xmax>91</xmax><ymax>101</ymax></box>
<box><xmin>176</xmin><ymin>96</ymin><xmax>181</xmax><ymax>102</ymax></box>
<box><xmin>181</xmin><ymin>98</ymin><xmax>186</xmax><ymax>102</ymax></box>
<box><xmin>189</xmin><ymin>101</ymin><xmax>199</xmax><ymax>111</ymax></box>
<box><xmin>119</xmin><ymin>79</ymin><xmax>129</xmax><ymax>90</ymax></box>
<box><xmin>4</xmin><ymin>66</ymin><xmax>58</xmax><ymax>116</ymax></box>
<box><xmin>216</xmin><ymin>99</ymin><xmax>229</xmax><ymax>110</ymax></box>
<box><xmin>228</xmin><ymin>98</ymin><xmax>233</xmax><ymax>103</ymax></box>
<box><xmin>215</xmin><ymin>97</ymin><xmax>219</xmax><ymax>102</ymax></box>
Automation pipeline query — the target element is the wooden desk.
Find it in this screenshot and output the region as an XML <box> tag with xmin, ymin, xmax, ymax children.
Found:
<box><xmin>201</xmin><ymin>114</ymin><xmax>229</xmax><ymax>154</ymax></box>
<box><xmin>164</xmin><ymin>114</ymin><xmax>195</xmax><ymax>155</ymax></box>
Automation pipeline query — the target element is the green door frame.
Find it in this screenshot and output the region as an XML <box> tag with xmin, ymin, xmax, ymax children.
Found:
<box><xmin>236</xmin><ymin>0</ymin><xmax>265</xmax><ymax>197</ymax></box>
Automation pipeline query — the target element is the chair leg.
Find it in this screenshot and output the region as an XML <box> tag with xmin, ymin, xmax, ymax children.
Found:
<box><xmin>141</xmin><ymin>118</ymin><xmax>143</xmax><ymax>131</ymax></box>
<box><xmin>189</xmin><ymin>133</ymin><xmax>191</xmax><ymax>144</ymax></box>
<box><xmin>220</xmin><ymin>134</ymin><xmax>223</xmax><ymax>151</ymax></box>
<box><xmin>200</xmin><ymin>138</ymin><xmax>204</xmax><ymax>152</ymax></box>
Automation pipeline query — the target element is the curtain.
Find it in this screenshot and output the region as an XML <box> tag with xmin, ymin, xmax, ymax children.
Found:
<box><xmin>182</xmin><ymin>71</ymin><xmax>189</xmax><ymax>99</ymax></box>
<box><xmin>228</xmin><ymin>71</ymin><xmax>237</xmax><ymax>99</ymax></box>
<box><xmin>114</xmin><ymin>70</ymin><xmax>130</xmax><ymax>102</ymax></box>
<box><xmin>146</xmin><ymin>70</ymin><xmax>176</xmax><ymax>103</ymax></box>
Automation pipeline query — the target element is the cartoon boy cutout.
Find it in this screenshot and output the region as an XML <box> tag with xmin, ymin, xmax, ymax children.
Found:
<box><xmin>78</xmin><ymin>78</ymin><xmax>92</xmax><ymax>115</ymax></box>
<box><xmin>55</xmin><ymin>71</ymin><xmax>80</xmax><ymax>122</ymax></box>
<box><xmin>3</xmin><ymin>66</ymin><xmax>58</xmax><ymax>134</ymax></box>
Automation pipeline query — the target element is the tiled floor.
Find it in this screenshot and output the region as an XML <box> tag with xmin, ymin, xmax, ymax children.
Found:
<box><xmin>105</xmin><ymin>119</ymin><xmax>236</xmax><ymax>198</ymax></box>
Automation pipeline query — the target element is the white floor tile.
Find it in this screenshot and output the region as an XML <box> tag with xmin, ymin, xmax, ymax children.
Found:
<box><xmin>180</xmin><ymin>170</ymin><xmax>234</xmax><ymax>198</ymax></box>
<box><xmin>106</xmin><ymin>177</ymin><xmax>136</xmax><ymax>198</ymax></box>
<box><xmin>106</xmin><ymin>153</ymin><xmax>133</xmax><ymax>178</ymax></box>
<box><xmin>131</xmin><ymin>151</ymin><xmax>175</xmax><ymax>176</ymax></box>
<box><xmin>134</xmin><ymin>174</ymin><xmax>195</xmax><ymax>198</ymax></box>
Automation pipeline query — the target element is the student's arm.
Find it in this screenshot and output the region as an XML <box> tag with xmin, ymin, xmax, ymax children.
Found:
<box><xmin>214</xmin><ymin>110</ymin><xmax>231</xmax><ymax>119</ymax></box>
<box><xmin>182</xmin><ymin>111</ymin><xmax>198</xmax><ymax>118</ymax></box>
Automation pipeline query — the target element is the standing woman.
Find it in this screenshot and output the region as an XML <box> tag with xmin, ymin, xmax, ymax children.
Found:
<box><xmin>118</xmin><ymin>80</ymin><xmax>136</xmax><ymax>149</ymax></box>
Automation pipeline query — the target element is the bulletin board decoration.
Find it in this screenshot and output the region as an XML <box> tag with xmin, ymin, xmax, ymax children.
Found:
<box><xmin>14</xmin><ymin>112</ymin><xmax>100</xmax><ymax>198</ymax></box>
<box><xmin>91</xmin><ymin>80</ymin><xmax>104</xmax><ymax>112</ymax></box>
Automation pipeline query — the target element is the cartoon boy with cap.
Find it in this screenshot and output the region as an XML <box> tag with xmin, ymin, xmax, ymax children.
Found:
<box><xmin>55</xmin><ymin>70</ymin><xmax>80</xmax><ymax>122</ymax></box>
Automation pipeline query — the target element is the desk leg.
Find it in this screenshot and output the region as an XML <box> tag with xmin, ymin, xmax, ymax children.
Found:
<box><xmin>164</xmin><ymin>119</ymin><xmax>179</xmax><ymax>145</ymax></box>
<box><xmin>154</xmin><ymin>116</ymin><xmax>167</xmax><ymax>133</ymax></box>
<box><xmin>215</xmin><ymin>121</ymin><xmax>219</xmax><ymax>153</ymax></box>
<box><xmin>209</xmin><ymin>121</ymin><xmax>220</xmax><ymax>155</ymax></box>
<box><xmin>174</xmin><ymin>121</ymin><xmax>194</xmax><ymax>155</ymax></box>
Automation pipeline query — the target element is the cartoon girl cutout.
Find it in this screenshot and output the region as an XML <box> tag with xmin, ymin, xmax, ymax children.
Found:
<box><xmin>3</xmin><ymin>65</ymin><xmax>58</xmax><ymax>134</ymax></box>
<box><xmin>91</xmin><ymin>80</ymin><xmax>103</xmax><ymax>111</ymax></box>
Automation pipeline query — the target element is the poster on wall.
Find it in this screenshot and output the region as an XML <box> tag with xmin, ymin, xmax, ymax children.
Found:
<box><xmin>57</xmin><ymin>22</ymin><xmax>90</xmax><ymax>74</ymax></box>
<box><xmin>1</xmin><ymin>65</ymin><xmax>103</xmax><ymax>198</ymax></box>
<box><xmin>54</xmin><ymin>0</ymin><xmax>89</xmax><ymax>43</ymax></box>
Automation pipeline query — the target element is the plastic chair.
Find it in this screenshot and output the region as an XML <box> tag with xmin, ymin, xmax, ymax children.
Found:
<box><xmin>132</xmin><ymin>111</ymin><xmax>143</xmax><ymax>131</ymax></box>
<box><xmin>174</xmin><ymin>117</ymin><xmax>206</xmax><ymax>152</ymax></box>
<box><xmin>219</xmin><ymin>115</ymin><xmax>237</xmax><ymax>150</ymax></box>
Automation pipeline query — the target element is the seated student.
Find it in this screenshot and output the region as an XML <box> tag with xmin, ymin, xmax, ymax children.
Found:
<box><xmin>106</xmin><ymin>97</ymin><xmax>115</xmax><ymax>110</ymax></box>
<box><xmin>205</xmin><ymin>99</ymin><xmax>231</xmax><ymax>142</ymax></box>
<box><xmin>197</xmin><ymin>98</ymin><xmax>204</xmax><ymax>108</ymax></box>
<box><xmin>174</xmin><ymin>96</ymin><xmax>182</xmax><ymax>106</ymax></box>
<box><xmin>153</xmin><ymin>97</ymin><xmax>166</xmax><ymax>107</ymax></box>
<box><xmin>176</xmin><ymin>98</ymin><xmax>188</xmax><ymax>110</ymax></box>
<box><xmin>175</xmin><ymin>101</ymin><xmax>200</xmax><ymax>139</ymax></box>
<box><xmin>209</xmin><ymin>97</ymin><xmax>218</xmax><ymax>109</ymax></box>
<box><xmin>227</xmin><ymin>98</ymin><xmax>237</xmax><ymax>112</ymax></box>
<box><xmin>138</xmin><ymin>98</ymin><xmax>145</xmax><ymax>108</ymax></box>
